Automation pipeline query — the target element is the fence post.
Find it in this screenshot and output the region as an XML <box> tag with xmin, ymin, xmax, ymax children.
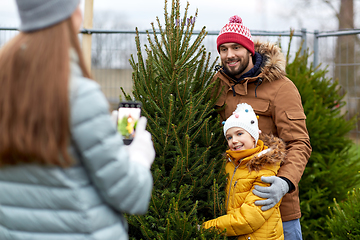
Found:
<box><xmin>313</xmin><ymin>30</ymin><xmax>319</xmax><ymax>69</ymax></box>
<box><xmin>301</xmin><ymin>28</ymin><xmax>307</xmax><ymax>56</ymax></box>
<box><xmin>81</xmin><ymin>0</ymin><xmax>94</xmax><ymax>72</ymax></box>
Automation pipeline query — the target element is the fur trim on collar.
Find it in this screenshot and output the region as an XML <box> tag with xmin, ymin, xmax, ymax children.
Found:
<box><xmin>253</xmin><ymin>40</ymin><xmax>287</xmax><ymax>83</ymax></box>
<box><xmin>246</xmin><ymin>134</ymin><xmax>286</xmax><ymax>172</ymax></box>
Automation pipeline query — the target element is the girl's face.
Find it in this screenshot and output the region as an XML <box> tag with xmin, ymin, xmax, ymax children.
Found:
<box><xmin>226</xmin><ymin>127</ymin><xmax>255</xmax><ymax>151</ymax></box>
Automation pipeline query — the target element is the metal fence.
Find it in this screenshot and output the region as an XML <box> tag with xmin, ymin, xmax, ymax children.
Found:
<box><xmin>0</xmin><ymin>27</ymin><xmax>358</xmax><ymax>144</ymax></box>
<box><xmin>313</xmin><ymin>29</ymin><xmax>360</xmax><ymax>144</ymax></box>
<box><xmin>78</xmin><ymin>28</ymin><xmax>305</xmax><ymax>105</ymax></box>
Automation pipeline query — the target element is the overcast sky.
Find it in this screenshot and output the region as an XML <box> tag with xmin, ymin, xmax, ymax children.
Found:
<box><xmin>0</xmin><ymin>0</ymin><xmax>354</xmax><ymax>32</ymax></box>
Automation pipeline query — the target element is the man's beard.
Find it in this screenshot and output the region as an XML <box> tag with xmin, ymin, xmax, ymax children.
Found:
<box><xmin>223</xmin><ymin>55</ymin><xmax>250</xmax><ymax>78</ymax></box>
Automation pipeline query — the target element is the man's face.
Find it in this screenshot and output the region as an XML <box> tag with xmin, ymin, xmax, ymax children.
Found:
<box><xmin>219</xmin><ymin>43</ymin><xmax>252</xmax><ymax>78</ymax></box>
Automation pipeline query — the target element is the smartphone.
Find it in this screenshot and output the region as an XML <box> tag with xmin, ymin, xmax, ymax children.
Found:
<box><xmin>117</xmin><ymin>101</ymin><xmax>142</xmax><ymax>145</ymax></box>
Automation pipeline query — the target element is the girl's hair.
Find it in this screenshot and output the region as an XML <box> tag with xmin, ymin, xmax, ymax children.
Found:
<box><xmin>0</xmin><ymin>17</ymin><xmax>91</xmax><ymax>167</ymax></box>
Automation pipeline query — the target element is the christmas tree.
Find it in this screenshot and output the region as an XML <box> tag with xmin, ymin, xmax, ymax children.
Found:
<box><xmin>285</xmin><ymin>36</ymin><xmax>360</xmax><ymax>239</ymax></box>
<box><xmin>121</xmin><ymin>2</ymin><xmax>360</xmax><ymax>236</ymax></box>
<box><xmin>326</xmin><ymin>188</ymin><xmax>360</xmax><ymax>239</ymax></box>
<box><xmin>122</xmin><ymin>0</ymin><xmax>227</xmax><ymax>238</ymax></box>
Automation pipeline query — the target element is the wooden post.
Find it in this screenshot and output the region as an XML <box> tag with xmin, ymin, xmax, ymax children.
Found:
<box><xmin>81</xmin><ymin>0</ymin><xmax>94</xmax><ymax>72</ymax></box>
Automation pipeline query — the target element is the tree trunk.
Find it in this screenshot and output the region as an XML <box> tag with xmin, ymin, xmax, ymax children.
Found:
<box><xmin>334</xmin><ymin>0</ymin><xmax>359</xmax><ymax>133</ymax></box>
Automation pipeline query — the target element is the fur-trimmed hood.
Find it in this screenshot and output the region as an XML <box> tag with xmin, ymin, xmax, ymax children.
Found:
<box><xmin>251</xmin><ymin>40</ymin><xmax>287</xmax><ymax>83</ymax></box>
<box><xmin>228</xmin><ymin>134</ymin><xmax>286</xmax><ymax>172</ymax></box>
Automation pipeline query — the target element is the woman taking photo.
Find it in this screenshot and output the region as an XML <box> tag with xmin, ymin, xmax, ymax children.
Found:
<box><xmin>0</xmin><ymin>1</ymin><xmax>155</xmax><ymax>239</ymax></box>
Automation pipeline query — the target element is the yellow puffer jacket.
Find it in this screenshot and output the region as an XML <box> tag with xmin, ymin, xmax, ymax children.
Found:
<box><xmin>203</xmin><ymin>135</ymin><xmax>285</xmax><ymax>240</ymax></box>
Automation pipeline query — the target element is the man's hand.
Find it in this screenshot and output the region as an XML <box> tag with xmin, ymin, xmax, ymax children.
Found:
<box><xmin>252</xmin><ymin>176</ymin><xmax>289</xmax><ymax>211</ymax></box>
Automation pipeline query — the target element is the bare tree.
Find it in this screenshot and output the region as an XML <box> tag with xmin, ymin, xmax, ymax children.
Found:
<box><xmin>330</xmin><ymin>0</ymin><xmax>359</xmax><ymax>130</ymax></box>
<box><xmin>282</xmin><ymin>0</ymin><xmax>359</xmax><ymax>133</ymax></box>
<box><xmin>91</xmin><ymin>11</ymin><xmax>135</xmax><ymax>69</ymax></box>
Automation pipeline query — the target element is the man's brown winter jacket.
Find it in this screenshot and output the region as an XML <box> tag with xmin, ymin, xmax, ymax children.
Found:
<box><xmin>213</xmin><ymin>40</ymin><xmax>312</xmax><ymax>222</ymax></box>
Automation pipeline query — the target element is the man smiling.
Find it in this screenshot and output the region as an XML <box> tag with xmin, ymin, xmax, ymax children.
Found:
<box><xmin>211</xmin><ymin>15</ymin><xmax>312</xmax><ymax>240</ymax></box>
<box><xmin>218</xmin><ymin>43</ymin><xmax>253</xmax><ymax>78</ymax></box>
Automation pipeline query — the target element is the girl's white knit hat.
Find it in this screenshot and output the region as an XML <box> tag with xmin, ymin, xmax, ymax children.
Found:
<box><xmin>223</xmin><ymin>103</ymin><xmax>259</xmax><ymax>144</ymax></box>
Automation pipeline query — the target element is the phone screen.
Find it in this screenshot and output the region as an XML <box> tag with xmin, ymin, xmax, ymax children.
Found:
<box><xmin>117</xmin><ymin>101</ymin><xmax>142</xmax><ymax>145</ymax></box>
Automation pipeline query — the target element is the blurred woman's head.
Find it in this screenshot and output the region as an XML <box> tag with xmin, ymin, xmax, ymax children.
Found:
<box><xmin>16</xmin><ymin>0</ymin><xmax>81</xmax><ymax>32</ymax></box>
<box><xmin>0</xmin><ymin>1</ymin><xmax>90</xmax><ymax>167</ymax></box>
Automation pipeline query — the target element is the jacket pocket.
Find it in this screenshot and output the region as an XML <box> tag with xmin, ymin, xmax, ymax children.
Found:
<box><xmin>284</xmin><ymin>110</ymin><xmax>308</xmax><ymax>140</ymax></box>
<box><xmin>242</xmin><ymin>98</ymin><xmax>273</xmax><ymax>134</ymax></box>
<box><xmin>242</xmin><ymin>98</ymin><xmax>271</xmax><ymax>116</ymax></box>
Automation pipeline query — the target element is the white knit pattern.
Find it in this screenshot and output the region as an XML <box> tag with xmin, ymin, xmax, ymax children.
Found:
<box><xmin>223</xmin><ymin>103</ymin><xmax>259</xmax><ymax>144</ymax></box>
<box><xmin>219</xmin><ymin>23</ymin><xmax>253</xmax><ymax>41</ymax></box>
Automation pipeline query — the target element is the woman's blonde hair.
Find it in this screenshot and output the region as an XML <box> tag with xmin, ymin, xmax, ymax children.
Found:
<box><xmin>0</xmin><ymin>17</ymin><xmax>91</xmax><ymax>167</ymax></box>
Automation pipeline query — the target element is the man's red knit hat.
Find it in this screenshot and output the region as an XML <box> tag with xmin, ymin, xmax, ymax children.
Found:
<box><xmin>217</xmin><ymin>15</ymin><xmax>254</xmax><ymax>55</ymax></box>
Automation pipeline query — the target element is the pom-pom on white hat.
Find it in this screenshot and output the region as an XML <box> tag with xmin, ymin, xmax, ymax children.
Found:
<box><xmin>223</xmin><ymin>103</ymin><xmax>259</xmax><ymax>144</ymax></box>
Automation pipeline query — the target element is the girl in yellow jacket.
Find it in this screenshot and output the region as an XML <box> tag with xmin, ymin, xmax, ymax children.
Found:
<box><xmin>203</xmin><ymin>103</ymin><xmax>286</xmax><ymax>240</ymax></box>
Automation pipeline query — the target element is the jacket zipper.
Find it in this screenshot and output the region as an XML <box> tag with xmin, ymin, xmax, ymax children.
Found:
<box><xmin>231</xmin><ymin>180</ymin><xmax>238</xmax><ymax>207</ymax></box>
<box><xmin>226</xmin><ymin>158</ymin><xmax>242</xmax><ymax>211</ymax></box>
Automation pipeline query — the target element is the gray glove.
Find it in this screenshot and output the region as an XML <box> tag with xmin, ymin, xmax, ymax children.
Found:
<box><xmin>128</xmin><ymin>117</ymin><xmax>155</xmax><ymax>169</ymax></box>
<box><xmin>111</xmin><ymin>111</ymin><xmax>155</xmax><ymax>168</ymax></box>
<box><xmin>253</xmin><ymin>176</ymin><xmax>289</xmax><ymax>211</ymax></box>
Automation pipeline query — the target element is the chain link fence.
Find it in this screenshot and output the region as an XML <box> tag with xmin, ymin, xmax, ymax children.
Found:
<box><xmin>0</xmin><ymin>27</ymin><xmax>358</xmax><ymax>144</ymax></box>
<box><xmin>313</xmin><ymin>29</ymin><xmax>360</xmax><ymax>144</ymax></box>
